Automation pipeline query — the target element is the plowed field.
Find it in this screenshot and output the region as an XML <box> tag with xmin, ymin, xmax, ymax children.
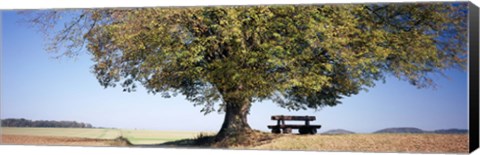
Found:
<box><xmin>1</xmin><ymin>135</ymin><xmax>120</xmax><ymax>146</ymax></box>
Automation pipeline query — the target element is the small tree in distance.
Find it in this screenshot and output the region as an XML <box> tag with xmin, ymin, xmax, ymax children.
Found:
<box><xmin>24</xmin><ymin>3</ymin><xmax>467</xmax><ymax>144</ymax></box>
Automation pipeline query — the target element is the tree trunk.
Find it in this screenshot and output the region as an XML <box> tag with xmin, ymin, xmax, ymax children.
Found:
<box><xmin>215</xmin><ymin>97</ymin><xmax>252</xmax><ymax>142</ymax></box>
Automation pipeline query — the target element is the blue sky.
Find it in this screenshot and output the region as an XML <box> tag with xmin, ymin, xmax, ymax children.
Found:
<box><xmin>1</xmin><ymin>10</ymin><xmax>468</xmax><ymax>133</ymax></box>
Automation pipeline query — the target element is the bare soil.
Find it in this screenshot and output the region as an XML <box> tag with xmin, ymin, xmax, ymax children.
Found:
<box><xmin>1</xmin><ymin>135</ymin><xmax>130</xmax><ymax>147</ymax></box>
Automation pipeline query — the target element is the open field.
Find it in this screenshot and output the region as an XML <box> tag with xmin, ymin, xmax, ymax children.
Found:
<box><xmin>244</xmin><ymin>134</ymin><xmax>469</xmax><ymax>153</ymax></box>
<box><xmin>1</xmin><ymin>127</ymin><xmax>121</xmax><ymax>139</ymax></box>
<box><xmin>1</xmin><ymin>127</ymin><xmax>202</xmax><ymax>145</ymax></box>
<box><xmin>121</xmin><ymin>129</ymin><xmax>209</xmax><ymax>144</ymax></box>
<box><xmin>2</xmin><ymin>135</ymin><xmax>123</xmax><ymax>146</ymax></box>
<box><xmin>0</xmin><ymin>127</ymin><xmax>469</xmax><ymax>153</ymax></box>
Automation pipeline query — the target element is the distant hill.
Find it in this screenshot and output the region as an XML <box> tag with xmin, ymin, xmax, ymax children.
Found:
<box><xmin>373</xmin><ymin>127</ymin><xmax>468</xmax><ymax>134</ymax></box>
<box><xmin>322</xmin><ymin>129</ymin><xmax>355</xmax><ymax>135</ymax></box>
<box><xmin>432</xmin><ymin>129</ymin><xmax>468</xmax><ymax>134</ymax></box>
<box><xmin>374</xmin><ymin>127</ymin><xmax>424</xmax><ymax>134</ymax></box>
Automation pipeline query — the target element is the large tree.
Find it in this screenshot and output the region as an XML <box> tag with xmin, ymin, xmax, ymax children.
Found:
<box><xmin>25</xmin><ymin>2</ymin><xmax>467</xmax><ymax>142</ymax></box>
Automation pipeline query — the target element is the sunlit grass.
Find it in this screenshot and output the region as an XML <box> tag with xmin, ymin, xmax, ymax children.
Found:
<box><xmin>120</xmin><ymin>129</ymin><xmax>211</xmax><ymax>145</ymax></box>
<box><xmin>1</xmin><ymin>127</ymin><xmax>209</xmax><ymax>145</ymax></box>
<box><xmin>1</xmin><ymin>127</ymin><xmax>119</xmax><ymax>139</ymax></box>
<box><xmin>245</xmin><ymin>134</ymin><xmax>468</xmax><ymax>153</ymax></box>
<box><xmin>2</xmin><ymin>127</ymin><xmax>467</xmax><ymax>153</ymax></box>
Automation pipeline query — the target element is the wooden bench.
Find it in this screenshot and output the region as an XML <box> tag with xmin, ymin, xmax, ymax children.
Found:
<box><xmin>267</xmin><ymin>115</ymin><xmax>321</xmax><ymax>134</ymax></box>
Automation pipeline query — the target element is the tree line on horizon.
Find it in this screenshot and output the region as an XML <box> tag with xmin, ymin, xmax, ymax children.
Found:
<box><xmin>1</xmin><ymin>118</ymin><xmax>94</xmax><ymax>128</ymax></box>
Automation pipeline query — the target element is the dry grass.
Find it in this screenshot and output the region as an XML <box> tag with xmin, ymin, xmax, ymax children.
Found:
<box><xmin>1</xmin><ymin>127</ymin><xmax>121</xmax><ymax>139</ymax></box>
<box><xmin>1</xmin><ymin>135</ymin><xmax>129</xmax><ymax>146</ymax></box>
<box><xmin>242</xmin><ymin>134</ymin><xmax>468</xmax><ymax>153</ymax></box>
<box><xmin>211</xmin><ymin>130</ymin><xmax>281</xmax><ymax>148</ymax></box>
<box><xmin>1</xmin><ymin>127</ymin><xmax>202</xmax><ymax>145</ymax></box>
<box><xmin>1</xmin><ymin>127</ymin><xmax>469</xmax><ymax>153</ymax></box>
<box><xmin>158</xmin><ymin>130</ymin><xmax>280</xmax><ymax>148</ymax></box>
<box><xmin>121</xmin><ymin>129</ymin><xmax>203</xmax><ymax>145</ymax></box>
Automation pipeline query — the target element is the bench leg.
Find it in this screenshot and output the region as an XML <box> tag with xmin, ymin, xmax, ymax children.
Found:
<box><xmin>282</xmin><ymin>128</ymin><xmax>292</xmax><ymax>134</ymax></box>
<box><xmin>299</xmin><ymin>127</ymin><xmax>308</xmax><ymax>134</ymax></box>
<box><xmin>271</xmin><ymin>128</ymin><xmax>281</xmax><ymax>134</ymax></box>
<box><xmin>299</xmin><ymin>127</ymin><xmax>318</xmax><ymax>135</ymax></box>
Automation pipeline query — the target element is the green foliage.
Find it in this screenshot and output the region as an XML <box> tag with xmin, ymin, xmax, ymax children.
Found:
<box><xmin>26</xmin><ymin>3</ymin><xmax>467</xmax><ymax>114</ymax></box>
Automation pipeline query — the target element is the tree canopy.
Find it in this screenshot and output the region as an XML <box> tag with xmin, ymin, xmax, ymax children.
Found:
<box><xmin>25</xmin><ymin>2</ymin><xmax>468</xmax><ymax>142</ymax></box>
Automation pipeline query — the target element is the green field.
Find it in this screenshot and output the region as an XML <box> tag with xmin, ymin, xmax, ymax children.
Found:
<box><xmin>120</xmin><ymin>129</ymin><xmax>213</xmax><ymax>144</ymax></box>
<box><xmin>1</xmin><ymin>127</ymin><xmax>209</xmax><ymax>145</ymax></box>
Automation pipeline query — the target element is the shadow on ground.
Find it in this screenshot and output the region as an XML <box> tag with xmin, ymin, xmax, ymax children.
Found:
<box><xmin>128</xmin><ymin>130</ymin><xmax>282</xmax><ymax>148</ymax></box>
<box><xmin>131</xmin><ymin>136</ymin><xmax>214</xmax><ymax>148</ymax></box>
